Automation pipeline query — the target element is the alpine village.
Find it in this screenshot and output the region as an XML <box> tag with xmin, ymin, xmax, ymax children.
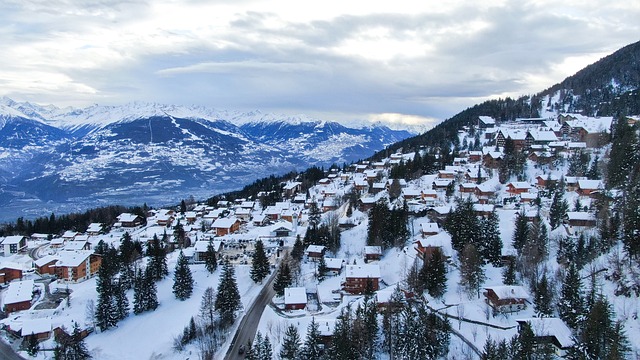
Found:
<box><xmin>0</xmin><ymin>41</ymin><xmax>640</xmax><ymax>360</ymax></box>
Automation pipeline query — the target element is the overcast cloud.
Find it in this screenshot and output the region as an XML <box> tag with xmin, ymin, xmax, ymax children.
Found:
<box><xmin>1</xmin><ymin>0</ymin><xmax>638</xmax><ymax>127</ymax></box>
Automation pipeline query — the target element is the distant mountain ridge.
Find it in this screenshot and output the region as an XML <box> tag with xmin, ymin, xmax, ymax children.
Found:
<box><xmin>0</xmin><ymin>98</ymin><xmax>413</xmax><ymax>220</ymax></box>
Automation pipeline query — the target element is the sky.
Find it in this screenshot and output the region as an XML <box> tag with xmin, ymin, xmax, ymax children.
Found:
<box><xmin>1</xmin><ymin>0</ymin><xmax>639</xmax><ymax>128</ymax></box>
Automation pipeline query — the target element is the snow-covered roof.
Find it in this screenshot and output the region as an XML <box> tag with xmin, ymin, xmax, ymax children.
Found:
<box><xmin>473</xmin><ymin>204</ymin><xmax>495</xmax><ymax>212</ymax></box>
<box><xmin>63</xmin><ymin>240</ymin><xmax>87</xmax><ymax>251</ymax></box>
<box><xmin>21</xmin><ymin>318</ymin><xmax>52</xmax><ymax>336</ymax></box>
<box><xmin>212</xmin><ymin>217</ymin><xmax>239</xmax><ymax>228</ymax></box>
<box><xmin>484</xmin><ymin>285</ymin><xmax>529</xmax><ymax>300</ymax></box>
<box><xmin>420</xmin><ymin>222</ymin><xmax>439</xmax><ymax>233</ymax></box>
<box><xmin>283</xmin><ymin>181</ymin><xmax>301</xmax><ymax>190</ymax></box>
<box><xmin>516</xmin><ymin>318</ymin><xmax>574</xmax><ymax>348</ymax></box>
<box><xmin>478</xmin><ymin>116</ymin><xmax>495</xmax><ymax>125</ymax></box>
<box><xmin>306</xmin><ymin>245</ymin><xmax>325</xmax><ymax>254</ymax></box>
<box><xmin>566</xmin><ymin>212</ymin><xmax>596</xmax><ymax>221</ymax></box>
<box><xmin>193</xmin><ymin>240</ymin><xmax>223</xmax><ymax>253</ymax></box>
<box><xmin>345</xmin><ymin>264</ymin><xmax>381</xmax><ymax>279</ymax></box>
<box><xmin>508</xmin><ymin>182</ymin><xmax>532</xmax><ymax>189</ymax></box>
<box><xmin>62</xmin><ymin>231</ymin><xmax>79</xmax><ymax>238</ymax></box>
<box><xmin>55</xmin><ymin>250</ymin><xmax>93</xmax><ymax>267</ymax></box>
<box><xmin>1</xmin><ymin>235</ymin><xmax>25</xmax><ymax>245</ymax></box>
<box><xmin>364</xmin><ymin>246</ymin><xmax>382</xmax><ymax>255</ymax></box>
<box><xmin>564</xmin><ymin>115</ymin><xmax>613</xmax><ymax>134</ymax></box>
<box><xmin>527</xmin><ymin>129</ymin><xmax>558</xmax><ymax>142</ymax></box>
<box><xmin>3</xmin><ymin>280</ymin><xmax>34</xmax><ymax>305</ymax></box>
<box><xmin>34</xmin><ymin>255</ymin><xmax>58</xmax><ymax>267</ymax></box>
<box><xmin>324</xmin><ymin>258</ymin><xmax>343</xmax><ymax>270</ymax></box>
<box><xmin>284</xmin><ymin>287</ymin><xmax>307</xmax><ymax>305</ymax></box>
<box><xmin>577</xmin><ymin>179</ymin><xmax>603</xmax><ymax>190</ymax></box>
<box><xmin>117</xmin><ymin>213</ymin><xmax>140</xmax><ymax>222</ymax></box>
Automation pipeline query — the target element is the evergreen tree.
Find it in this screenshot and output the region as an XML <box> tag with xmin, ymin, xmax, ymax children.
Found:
<box><xmin>301</xmin><ymin>317</ymin><xmax>323</xmax><ymax>360</ymax></box>
<box><xmin>173</xmin><ymin>221</ymin><xmax>187</xmax><ymax>248</ymax></box>
<box><xmin>575</xmin><ymin>295</ymin><xmax>630</xmax><ymax>359</ymax></box>
<box><xmin>420</xmin><ymin>247</ymin><xmax>448</xmax><ymax>298</ymax></box>
<box><xmin>260</xmin><ymin>335</ymin><xmax>273</xmax><ymax>360</ymax></box>
<box><xmin>444</xmin><ymin>197</ymin><xmax>480</xmax><ymax>253</ymax></box>
<box><xmin>279</xmin><ymin>324</ymin><xmax>301</xmax><ymax>360</ymax></box>
<box><xmin>367</xmin><ymin>198</ymin><xmax>391</xmax><ymax>248</ymax></box>
<box><xmin>459</xmin><ymin>243</ymin><xmax>485</xmax><ymax>298</ymax></box>
<box><xmin>25</xmin><ymin>333</ymin><xmax>39</xmax><ymax>356</ymax></box>
<box><xmin>516</xmin><ymin>322</ymin><xmax>536</xmax><ymax>360</ymax></box>
<box><xmin>329</xmin><ymin>306</ymin><xmax>356</xmax><ymax>360</ymax></box>
<box><xmin>607</xmin><ymin>119</ymin><xmax>638</xmax><ymax>188</ymax></box>
<box><xmin>533</xmin><ymin>272</ymin><xmax>553</xmax><ymax>317</ymax></box>
<box><xmin>273</xmin><ymin>260</ymin><xmax>292</xmax><ymax>296</ymax></box>
<box><xmin>481</xmin><ymin>337</ymin><xmax>501</xmax><ymax>360</ymax></box>
<box><xmin>147</xmin><ymin>235</ymin><xmax>168</xmax><ymax>281</ymax></box>
<box><xmin>95</xmin><ymin>248</ymin><xmax>119</xmax><ymax>331</ymax></box>
<box><xmin>512</xmin><ymin>211</ymin><xmax>529</xmax><ymax>253</ymax></box>
<box><xmin>114</xmin><ymin>281</ymin><xmax>129</xmax><ymax>321</ymax></box>
<box><xmin>549</xmin><ymin>190</ymin><xmax>569</xmax><ymax>229</ymax></box>
<box><xmin>481</xmin><ymin>211</ymin><xmax>502</xmax><ymax>266</ymax></box>
<box><xmin>291</xmin><ymin>235</ymin><xmax>304</xmax><ymax>261</ymax></box>
<box><xmin>308</xmin><ymin>202</ymin><xmax>322</xmax><ymax>230</ymax></box>
<box><xmin>316</xmin><ymin>255</ymin><xmax>328</xmax><ymax>282</ymax></box>
<box><xmin>173</xmin><ymin>251</ymin><xmax>194</xmax><ymax>300</ymax></box>
<box><xmin>204</xmin><ymin>240</ymin><xmax>217</xmax><ymax>273</ymax></box>
<box><xmin>133</xmin><ymin>266</ymin><xmax>158</xmax><ymax>314</ymax></box>
<box><xmin>502</xmin><ymin>260</ymin><xmax>517</xmax><ymax>285</ymax></box>
<box><xmin>558</xmin><ymin>263</ymin><xmax>584</xmax><ymax>329</ymax></box>
<box><xmin>250</xmin><ymin>240</ymin><xmax>270</xmax><ymax>283</ymax></box>
<box><xmin>54</xmin><ymin>324</ymin><xmax>92</xmax><ymax>360</ymax></box>
<box><xmin>215</xmin><ymin>261</ymin><xmax>242</xmax><ymax>327</ymax></box>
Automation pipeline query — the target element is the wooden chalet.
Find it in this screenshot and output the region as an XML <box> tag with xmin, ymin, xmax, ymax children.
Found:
<box><xmin>3</xmin><ymin>280</ymin><xmax>34</xmax><ymax>313</ymax></box>
<box><xmin>484</xmin><ymin>285</ymin><xmax>529</xmax><ymax>313</ymax></box>
<box><xmin>305</xmin><ymin>245</ymin><xmax>326</xmax><ymax>261</ymax></box>
<box><xmin>116</xmin><ymin>213</ymin><xmax>143</xmax><ymax>227</ymax></box>
<box><xmin>211</xmin><ymin>217</ymin><xmax>241</xmax><ymax>236</ymax></box>
<box><xmin>21</xmin><ymin>318</ymin><xmax>53</xmax><ymax>342</ymax></box>
<box><xmin>284</xmin><ymin>287</ymin><xmax>307</xmax><ymax>310</ymax></box>
<box><xmin>343</xmin><ymin>264</ymin><xmax>381</xmax><ymax>294</ymax></box>
<box><xmin>506</xmin><ymin>182</ymin><xmax>532</xmax><ymax>195</ymax></box>
<box><xmin>419</xmin><ymin>222</ymin><xmax>439</xmax><ymax>237</ymax></box>
<box><xmin>565</xmin><ymin>212</ymin><xmax>596</xmax><ymax>229</ymax></box>
<box><xmin>364</xmin><ymin>246</ymin><xmax>382</xmax><ymax>262</ymax></box>
<box><xmin>515</xmin><ymin>318</ymin><xmax>574</xmax><ymax>357</ymax></box>
<box><xmin>576</xmin><ymin>179</ymin><xmax>603</xmax><ymax>197</ymax></box>
<box><xmin>34</xmin><ymin>255</ymin><xmax>58</xmax><ymax>276</ymax></box>
<box><xmin>483</xmin><ymin>151</ymin><xmax>503</xmax><ymax>169</ymax></box>
<box><xmin>0</xmin><ymin>264</ymin><xmax>23</xmax><ymax>284</ymax></box>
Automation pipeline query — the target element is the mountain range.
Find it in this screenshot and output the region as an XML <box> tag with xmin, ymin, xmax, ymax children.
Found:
<box><xmin>0</xmin><ymin>99</ymin><xmax>413</xmax><ymax>221</ymax></box>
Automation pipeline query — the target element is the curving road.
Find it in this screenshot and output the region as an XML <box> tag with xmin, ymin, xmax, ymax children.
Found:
<box><xmin>0</xmin><ymin>339</ymin><xmax>25</xmax><ymax>360</ymax></box>
<box><xmin>225</xmin><ymin>270</ymin><xmax>277</xmax><ymax>360</ymax></box>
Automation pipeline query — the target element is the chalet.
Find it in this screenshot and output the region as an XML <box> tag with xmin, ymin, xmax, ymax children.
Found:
<box><xmin>506</xmin><ymin>182</ymin><xmax>532</xmax><ymax>195</ymax></box>
<box><xmin>433</xmin><ymin>179</ymin><xmax>453</xmax><ymax>191</ymax></box>
<box><xmin>305</xmin><ymin>245</ymin><xmax>326</xmax><ymax>261</ymax></box>
<box><xmin>495</xmin><ymin>129</ymin><xmax>527</xmax><ymax>150</ymax></box>
<box><xmin>565</xmin><ymin>212</ymin><xmax>596</xmax><ymax>229</ymax></box>
<box><xmin>358</xmin><ymin>197</ymin><xmax>376</xmax><ymax>211</ymax></box>
<box><xmin>270</xmin><ymin>222</ymin><xmax>294</xmax><ymax>237</ymax></box>
<box><xmin>520</xmin><ymin>192</ymin><xmax>538</xmax><ymax>204</ymax></box>
<box><xmin>3</xmin><ymin>280</ymin><xmax>34</xmax><ymax>313</ymax></box>
<box><xmin>0</xmin><ymin>236</ymin><xmax>27</xmax><ymax>256</ymax></box>
<box><xmin>234</xmin><ymin>208</ymin><xmax>252</xmax><ymax>222</ymax></box>
<box><xmin>63</xmin><ymin>240</ymin><xmax>90</xmax><ymax>252</ymax></box>
<box><xmin>421</xmin><ymin>189</ymin><xmax>438</xmax><ymax>201</ymax></box>
<box><xmin>402</xmin><ymin>188</ymin><xmax>422</xmax><ymax>200</ymax></box>
<box><xmin>483</xmin><ymin>151</ymin><xmax>503</xmax><ymax>169</ymax></box>
<box><xmin>322</xmin><ymin>198</ymin><xmax>337</xmax><ymax>212</ymax></box>
<box><xmin>193</xmin><ymin>240</ymin><xmax>224</xmax><ymax>263</ymax></box>
<box><xmin>562</xmin><ymin>116</ymin><xmax>612</xmax><ymax>147</ymax></box>
<box><xmin>284</xmin><ymin>287</ymin><xmax>307</xmax><ymax>310</ymax></box>
<box><xmin>525</xmin><ymin>129</ymin><xmax>558</xmax><ymax>148</ymax></box>
<box><xmin>318</xmin><ymin>178</ymin><xmax>331</xmax><ymax>186</ymax></box>
<box><xmin>484</xmin><ymin>285</ymin><xmax>529</xmax><ymax>313</ymax></box>
<box><xmin>355</xmin><ymin>164</ymin><xmax>368</xmax><ymax>173</ymax></box>
<box><xmin>265</xmin><ymin>206</ymin><xmax>281</xmax><ymax>221</ymax></box>
<box><xmin>354</xmin><ymin>178</ymin><xmax>369</xmax><ymax>192</ymax></box>
<box><xmin>528</xmin><ymin>151</ymin><xmax>553</xmax><ymax>164</ymax></box>
<box><xmin>116</xmin><ymin>213</ymin><xmax>143</xmax><ymax>227</ymax></box>
<box><xmin>515</xmin><ymin>318</ymin><xmax>574</xmax><ymax>357</ymax></box>
<box><xmin>283</xmin><ymin>182</ymin><xmax>302</xmax><ymax>198</ymax></box>
<box><xmin>343</xmin><ymin>264</ymin><xmax>381</xmax><ymax>294</ymax></box>
<box><xmin>473</xmin><ymin>204</ymin><xmax>495</xmax><ymax>217</ymax></box>
<box><xmin>372</xmin><ymin>161</ymin><xmax>387</xmax><ymax>169</ymax></box>
<box><xmin>318</xmin><ymin>320</ymin><xmax>337</xmax><ymax>347</ymax></box>
<box><xmin>426</xmin><ymin>206</ymin><xmax>451</xmax><ymax>225</ymax></box>
<box><xmin>154</xmin><ymin>212</ymin><xmax>174</xmax><ymax>227</ymax></box>
<box><xmin>475</xmin><ymin>184</ymin><xmax>496</xmax><ymax>204</ymax></box>
<box><xmin>464</xmin><ymin>168</ymin><xmax>489</xmax><ymax>183</ymax></box>
<box><xmin>535</xmin><ymin>174</ymin><xmax>559</xmax><ymax>189</ymax></box>
<box><xmin>576</xmin><ymin>179</ymin><xmax>603</xmax><ymax>197</ymax></box>
<box><xmin>0</xmin><ymin>264</ymin><xmax>23</xmax><ymax>284</ymax></box>
<box><xmin>34</xmin><ymin>255</ymin><xmax>58</xmax><ymax>276</ymax></box>
<box><xmin>62</xmin><ymin>231</ymin><xmax>79</xmax><ymax>241</ymax></box>
<box><xmin>85</xmin><ymin>223</ymin><xmax>103</xmax><ymax>236</ymax></box>
<box><xmin>437</xmin><ymin>170</ymin><xmax>456</xmax><ymax>179</ymax></box>
<box><xmin>370</xmin><ymin>182</ymin><xmax>386</xmax><ymax>194</ymax></box>
<box><xmin>55</xmin><ymin>251</ymin><xmax>102</xmax><ymax>283</ymax></box>
<box><xmin>477</xmin><ymin>116</ymin><xmax>496</xmax><ymax>128</ymax></box>
<box><xmin>184</xmin><ymin>211</ymin><xmax>198</xmax><ymax>224</ymax></box>
<box><xmin>364</xmin><ymin>246</ymin><xmax>382</xmax><ymax>262</ymax></box>
<box><xmin>459</xmin><ymin>183</ymin><xmax>477</xmax><ymax>194</ymax></box>
<box><xmin>21</xmin><ymin>318</ymin><xmax>52</xmax><ymax>342</ymax></box>
<box><xmin>324</xmin><ymin>258</ymin><xmax>344</xmax><ymax>275</ymax></box>
<box><xmin>565</xmin><ymin>176</ymin><xmax>587</xmax><ymax>192</ymax></box>
<box><xmin>420</xmin><ymin>222</ymin><xmax>440</xmax><ymax>237</ymax></box>
<box><xmin>252</xmin><ymin>214</ymin><xmax>269</xmax><ymax>227</ymax></box>
<box><xmin>50</xmin><ymin>238</ymin><xmax>65</xmax><ymax>248</ymax></box>
<box><xmin>211</xmin><ymin>217</ymin><xmax>241</xmax><ymax>236</ymax></box>
<box><xmin>468</xmin><ymin>151</ymin><xmax>483</xmax><ymax>162</ymax></box>
<box><xmin>281</xmin><ymin>208</ymin><xmax>300</xmax><ymax>223</ymax></box>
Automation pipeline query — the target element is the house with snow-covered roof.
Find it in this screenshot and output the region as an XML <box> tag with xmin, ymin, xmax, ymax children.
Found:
<box><xmin>284</xmin><ymin>287</ymin><xmax>307</xmax><ymax>310</ymax></box>
<box><xmin>576</xmin><ymin>179</ymin><xmax>603</xmax><ymax>197</ymax></box>
<box><xmin>0</xmin><ymin>235</ymin><xmax>27</xmax><ymax>256</ymax></box>
<box><xmin>343</xmin><ymin>264</ymin><xmax>381</xmax><ymax>294</ymax></box>
<box><xmin>211</xmin><ymin>217</ymin><xmax>241</xmax><ymax>236</ymax></box>
<box><xmin>193</xmin><ymin>240</ymin><xmax>224</xmax><ymax>263</ymax></box>
<box><xmin>364</xmin><ymin>246</ymin><xmax>382</xmax><ymax>262</ymax></box>
<box><xmin>324</xmin><ymin>258</ymin><xmax>344</xmax><ymax>276</ymax></box>
<box><xmin>21</xmin><ymin>318</ymin><xmax>53</xmax><ymax>342</ymax></box>
<box><xmin>3</xmin><ymin>280</ymin><xmax>34</xmax><ymax>313</ymax></box>
<box><xmin>484</xmin><ymin>285</ymin><xmax>530</xmax><ymax>313</ymax></box>
<box><xmin>565</xmin><ymin>212</ymin><xmax>596</xmax><ymax>229</ymax></box>
<box><xmin>506</xmin><ymin>182</ymin><xmax>532</xmax><ymax>195</ymax></box>
<box><xmin>86</xmin><ymin>223</ymin><xmax>103</xmax><ymax>235</ymax></box>
<box><xmin>116</xmin><ymin>213</ymin><xmax>144</xmax><ymax>227</ymax></box>
<box><xmin>305</xmin><ymin>245</ymin><xmax>326</xmax><ymax>261</ymax></box>
<box><xmin>419</xmin><ymin>222</ymin><xmax>440</xmax><ymax>237</ymax></box>
<box><xmin>516</xmin><ymin>318</ymin><xmax>574</xmax><ymax>357</ymax></box>
<box><xmin>55</xmin><ymin>250</ymin><xmax>101</xmax><ymax>283</ymax></box>
<box><xmin>0</xmin><ymin>263</ymin><xmax>23</xmax><ymax>284</ymax></box>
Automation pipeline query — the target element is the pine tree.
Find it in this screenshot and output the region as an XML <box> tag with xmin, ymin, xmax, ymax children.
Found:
<box><xmin>577</xmin><ymin>295</ymin><xmax>630</xmax><ymax>359</ymax></box>
<box><xmin>558</xmin><ymin>263</ymin><xmax>584</xmax><ymax>329</ymax></box>
<box><xmin>308</xmin><ymin>202</ymin><xmax>322</xmax><ymax>230</ymax></box>
<box><xmin>291</xmin><ymin>235</ymin><xmax>304</xmax><ymax>261</ymax></box>
<box><xmin>459</xmin><ymin>243</ymin><xmax>485</xmax><ymax>298</ymax></box>
<box><xmin>54</xmin><ymin>324</ymin><xmax>92</xmax><ymax>360</ymax></box>
<box><xmin>204</xmin><ymin>240</ymin><xmax>217</xmax><ymax>273</ymax></box>
<box><xmin>512</xmin><ymin>211</ymin><xmax>529</xmax><ymax>253</ymax></box>
<box><xmin>260</xmin><ymin>335</ymin><xmax>273</xmax><ymax>360</ymax></box>
<box><xmin>329</xmin><ymin>306</ymin><xmax>356</xmax><ymax>360</ymax></box>
<box><xmin>250</xmin><ymin>240</ymin><xmax>270</xmax><ymax>283</ymax></box>
<box><xmin>502</xmin><ymin>259</ymin><xmax>517</xmax><ymax>285</ymax></box>
<box><xmin>533</xmin><ymin>272</ymin><xmax>553</xmax><ymax>317</ymax></box>
<box><xmin>25</xmin><ymin>333</ymin><xmax>39</xmax><ymax>356</ymax></box>
<box><xmin>279</xmin><ymin>324</ymin><xmax>301</xmax><ymax>360</ymax></box>
<box><xmin>133</xmin><ymin>266</ymin><xmax>158</xmax><ymax>314</ymax></box>
<box><xmin>114</xmin><ymin>281</ymin><xmax>129</xmax><ymax>321</ymax></box>
<box><xmin>481</xmin><ymin>211</ymin><xmax>502</xmax><ymax>266</ymax></box>
<box><xmin>481</xmin><ymin>337</ymin><xmax>501</xmax><ymax>360</ymax></box>
<box><xmin>273</xmin><ymin>260</ymin><xmax>292</xmax><ymax>296</ymax></box>
<box><xmin>301</xmin><ymin>317</ymin><xmax>323</xmax><ymax>360</ymax></box>
<box><xmin>147</xmin><ymin>235</ymin><xmax>168</xmax><ymax>281</ymax></box>
<box><xmin>516</xmin><ymin>322</ymin><xmax>536</xmax><ymax>359</ymax></box>
<box><xmin>215</xmin><ymin>261</ymin><xmax>241</xmax><ymax>327</ymax></box>
<box><xmin>95</xmin><ymin>248</ymin><xmax>119</xmax><ymax>331</ymax></box>
<box><xmin>549</xmin><ymin>190</ymin><xmax>568</xmax><ymax>229</ymax></box>
<box><xmin>420</xmin><ymin>248</ymin><xmax>447</xmax><ymax>298</ymax></box>
<box><xmin>173</xmin><ymin>250</ymin><xmax>194</xmax><ymax>300</ymax></box>
<box><xmin>316</xmin><ymin>255</ymin><xmax>328</xmax><ymax>282</ymax></box>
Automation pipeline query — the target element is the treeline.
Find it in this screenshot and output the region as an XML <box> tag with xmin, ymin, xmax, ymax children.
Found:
<box><xmin>0</xmin><ymin>204</ymin><xmax>148</xmax><ymax>237</ymax></box>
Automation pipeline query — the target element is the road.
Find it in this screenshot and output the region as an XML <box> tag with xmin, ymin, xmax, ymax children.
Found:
<box><xmin>0</xmin><ymin>338</ymin><xmax>25</xmax><ymax>360</ymax></box>
<box><xmin>225</xmin><ymin>270</ymin><xmax>277</xmax><ymax>360</ymax></box>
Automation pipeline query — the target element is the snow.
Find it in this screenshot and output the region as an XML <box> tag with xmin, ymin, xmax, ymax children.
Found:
<box><xmin>21</xmin><ymin>318</ymin><xmax>52</xmax><ymax>336</ymax></box>
<box><xmin>284</xmin><ymin>287</ymin><xmax>307</xmax><ymax>305</ymax></box>
<box><xmin>484</xmin><ymin>285</ymin><xmax>530</xmax><ymax>300</ymax></box>
<box><xmin>3</xmin><ymin>280</ymin><xmax>34</xmax><ymax>305</ymax></box>
<box><xmin>345</xmin><ymin>264</ymin><xmax>381</xmax><ymax>279</ymax></box>
<box><xmin>56</xmin><ymin>251</ymin><xmax>93</xmax><ymax>267</ymax></box>
<box><xmin>515</xmin><ymin>318</ymin><xmax>574</xmax><ymax>348</ymax></box>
